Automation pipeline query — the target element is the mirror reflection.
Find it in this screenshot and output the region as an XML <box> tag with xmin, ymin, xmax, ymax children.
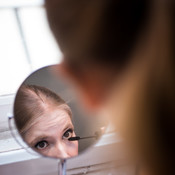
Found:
<box><xmin>14</xmin><ymin>84</ymin><xmax>78</xmax><ymax>158</ymax></box>
<box><xmin>13</xmin><ymin>65</ymin><xmax>106</xmax><ymax>159</ymax></box>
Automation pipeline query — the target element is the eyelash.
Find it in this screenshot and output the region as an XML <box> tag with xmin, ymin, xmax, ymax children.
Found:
<box><xmin>35</xmin><ymin>140</ymin><xmax>48</xmax><ymax>150</ymax></box>
<box><xmin>62</xmin><ymin>128</ymin><xmax>73</xmax><ymax>140</ymax></box>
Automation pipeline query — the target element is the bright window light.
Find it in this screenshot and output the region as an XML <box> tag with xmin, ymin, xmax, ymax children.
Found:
<box><xmin>0</xmin><ymin>9</ymin><xmax>31</xmax><ymax>95</ymax></box>
<box><xmin>0</xmin><ymin>0</ymin><xmax>44</xmax><ymax>8</ymax></box>
<box><xmin>0</xmin><ymin>6</ymin><xmax>62</xmax><ymax>95</ymax></box>
<box><xmin>18</xmin><ymin>7</ymin><xmax>62</xmax><ymax>70</ymax></box>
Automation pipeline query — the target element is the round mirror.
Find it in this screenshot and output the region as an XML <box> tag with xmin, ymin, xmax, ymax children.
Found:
<box><xmin>12</xmin><ymin>65</ymin><xmax>107</xmax><ymax>159</ymax></box>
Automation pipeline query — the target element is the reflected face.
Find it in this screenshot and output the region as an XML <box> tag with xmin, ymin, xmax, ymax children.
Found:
<box><xmin>24</xmin><ymin>108</ymin><xmax>78</xmax><ymax>158</ymax></box>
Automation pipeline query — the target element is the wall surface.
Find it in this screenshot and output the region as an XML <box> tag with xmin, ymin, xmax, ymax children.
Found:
<box><xmin>0</xmin><ymin>141</ymin><xmax>135</xmax><ymax>175</ymax></box>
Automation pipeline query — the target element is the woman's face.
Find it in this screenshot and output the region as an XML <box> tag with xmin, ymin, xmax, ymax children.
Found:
<box><xmin>24</xmin><ymin>107</ymin><xmax>78</xmax><ymax>159</ymax></box>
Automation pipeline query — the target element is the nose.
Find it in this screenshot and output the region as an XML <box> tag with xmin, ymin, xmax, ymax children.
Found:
<box><xmin>54</xmin><ymin>142</ymin><xmax>70</xmax><ymax>159</ymax></box>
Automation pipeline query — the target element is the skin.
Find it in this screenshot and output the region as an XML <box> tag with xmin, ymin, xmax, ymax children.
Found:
<box><xmin>24</xmin><ymin>108</ymin><xmax>78</xmax><ymax>159</ymax></box>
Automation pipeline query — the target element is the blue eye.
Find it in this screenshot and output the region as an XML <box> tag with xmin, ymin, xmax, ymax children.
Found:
<box><xmin>35</xmin><ymin>141</ymin><xmax>48</xmax><ymax>150</ymax></box>
<box><xmin>63</xmin><ymin>129</ymin><xmax>73</xmax><ymax>139</ymax></box>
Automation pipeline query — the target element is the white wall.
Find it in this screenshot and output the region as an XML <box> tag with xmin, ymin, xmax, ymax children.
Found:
<box><xmin>0</xmin><ymin>140</ymin><xmax>135</xmax><ymax>175</ymax></box>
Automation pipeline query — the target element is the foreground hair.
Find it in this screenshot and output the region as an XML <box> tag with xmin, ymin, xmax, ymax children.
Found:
<box><xmin>45</xmin><ymin>0</ymin><xmax>175</xmax><ymax>174</ymax></box>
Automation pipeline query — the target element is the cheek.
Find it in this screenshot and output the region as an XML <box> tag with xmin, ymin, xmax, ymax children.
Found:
<box><xmin>65</xmin><ymin>140</ymin><xmax>79</xmax><ymax>157</ymax></box>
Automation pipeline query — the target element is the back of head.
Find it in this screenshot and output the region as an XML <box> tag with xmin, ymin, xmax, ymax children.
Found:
<box><xmin>45</xmin><ymin>0</ymin><xmax>151</xmax><ymax>67</ymax></box>
<box><xmin>45</xmin><ymin>1</ymin><xmax>175</xmax><ymax>174</ymax></box>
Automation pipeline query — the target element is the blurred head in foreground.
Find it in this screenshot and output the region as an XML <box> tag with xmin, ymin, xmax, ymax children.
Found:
<box><xmin>14</xmin><ymin>84</ymin><xmax>78</xmax><ymax>158</ymax></box>
<box><xmin>45</xmin><ymin>0</ymin><xmax>175</xmax><ymax>174</ymax></box>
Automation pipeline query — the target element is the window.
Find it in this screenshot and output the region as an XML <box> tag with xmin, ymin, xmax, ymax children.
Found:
<box><xmin>0</xmin><ymin>9</ymin><xmax>30</xmax><ymax>95</ymax></box>
<box><xmin>0</xmin><ymin>0</ymin><xmax>62</xmax><ymax>96</ymax></box>
<box><xmin>18</xmin><ymin>6</ymin><xmax>62</xmax><ymax>70</ymax></box>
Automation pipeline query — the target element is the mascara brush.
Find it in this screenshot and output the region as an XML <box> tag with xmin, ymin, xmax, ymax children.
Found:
<box><xmin>68</xmin><ymin>131</ymin><xmax>102</xmax><ymax>141</ymax></box>
<box><xmin>68</xmin><ymin>136</ymin><xmax>97</xmax><ymax>141</ymax></box>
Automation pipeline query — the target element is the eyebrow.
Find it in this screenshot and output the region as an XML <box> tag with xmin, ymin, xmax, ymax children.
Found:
<box><xmin>62</xmin><ymin>123</ymin><xmax>74</xmax><ymax>133</ymax></box>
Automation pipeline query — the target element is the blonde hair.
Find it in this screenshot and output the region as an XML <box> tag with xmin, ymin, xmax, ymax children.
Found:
<box><xmin>14</xmin><ymin>85</ymin><xmax>72</xmax><ymax>136</ymax></box>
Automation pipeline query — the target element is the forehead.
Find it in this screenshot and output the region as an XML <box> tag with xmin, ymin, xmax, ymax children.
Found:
<box><xmin>24</xmin><ymin>108</ymin><xmax>72</xmax><ymax>138</ymax></box>
<box><xmin>41</xmin><ymin>107</ymin><xmax>71</xmax><ymax>125</ymax></box>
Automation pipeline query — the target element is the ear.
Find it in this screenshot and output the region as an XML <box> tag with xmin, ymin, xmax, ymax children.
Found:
<box><xmin>53</xmin><ymin>62</ymin><xmax>104</xmax><ymax>112</ymax></box>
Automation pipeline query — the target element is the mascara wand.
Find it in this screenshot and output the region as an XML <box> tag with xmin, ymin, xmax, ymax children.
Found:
<box><xmin>68</xmin><ymin>131</ymin><xmax>102</xmax><ymax>141</ymax></box>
